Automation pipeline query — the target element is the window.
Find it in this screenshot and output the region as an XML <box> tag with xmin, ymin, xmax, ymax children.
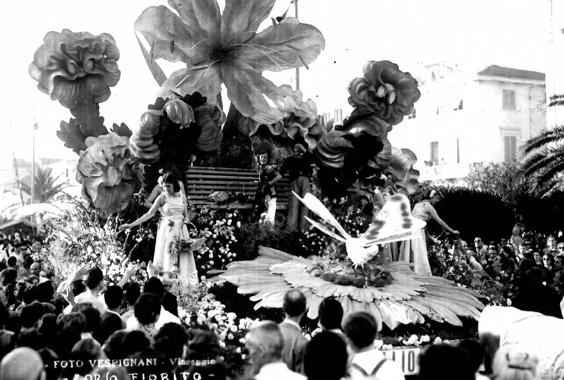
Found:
<box><xmin>504</xmin><ymin>136</ymin><xmax>517</xmax><ymax>162</ymax></box>
<box><xmin>430</xmin><ymin>141</ymin><xmax>439</xmax><ymax>165</ymax></box>
<box><xmin>503</xmin><ymin>90</ymin><xmax>516</xmax><ymax>110</ymax></box>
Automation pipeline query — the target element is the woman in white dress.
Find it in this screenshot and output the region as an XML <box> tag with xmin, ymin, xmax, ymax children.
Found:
<box><xmin>399</xmin><ymin>189</ymin><xmax>459</xmax><ymax>275</ymax></box>
<box><xmin>120</xmin><ymin>173</ymin><xmax>198</xmax><ymax>283</ymax></box>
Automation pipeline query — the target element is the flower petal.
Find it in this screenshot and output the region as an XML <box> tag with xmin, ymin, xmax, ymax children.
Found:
<box><xmin>220</xmin><ymin>63</ymin><xmax>287</xmax><ymax>125</ymax></box>
<box><xmin>167</xmin><ymin>0</ymin><xmax>221</xmax><ymax>42</ymax></box>
<box><xmin>135</xmin><ymin>5</ymin><xmax>209</xmax><ymax>64</ymax></box>
<box><xmin>232</xmin><ymin>18</ymin><xmax>325</xmax><ymax>72</ymax></box>
<box><xmin>159</xmin><ymin>67</ymin><xmax>222</xmax><ymax>104</ymax></box>
<box><xmin>220</xmin><ymin>0</ymin><xmax>276</xmax><ymax>44</ymax></box>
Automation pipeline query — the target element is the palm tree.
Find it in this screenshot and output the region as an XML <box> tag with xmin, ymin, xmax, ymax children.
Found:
<box><xmin>19</xmin><ymin>166</ymin><xmax>68</xmax><ymax>203</ymax></box>
<box><xmin>519</xmin><ymin>125</ymin><xmax>564</xmax><ymax>195</ymax></box>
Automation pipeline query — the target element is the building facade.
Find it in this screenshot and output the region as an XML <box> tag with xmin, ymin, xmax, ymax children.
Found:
<box><xmin>392</xmin><ymin>64</ymin><xmax>547</xmax><ymax>182</ymax></box>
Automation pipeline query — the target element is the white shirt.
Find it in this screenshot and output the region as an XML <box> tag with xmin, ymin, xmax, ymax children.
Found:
<box><xmin>126</xmin><ymin>306</ymin><xmax>181</xmax><ymax>331</ymax></box>
<box><xmin>255</xmin><ymin>362</ymin><xmax>305</xmax><ymax>380</ymax></box>
<box><xmin>72</xmin><ymin>290</ymin><xmax>106</xmax><ymax>314</ymax></box>
<box><xmin>350</xmin><ymin>347</ymin><xmax>405</xmax><ymax>380</ymax></box>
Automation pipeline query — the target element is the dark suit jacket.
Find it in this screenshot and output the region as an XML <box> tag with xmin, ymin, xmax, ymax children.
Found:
<box><xmin>279</xmin><ymin>320</ymin><xmax>308</xmax><ymax>374</ymax></box>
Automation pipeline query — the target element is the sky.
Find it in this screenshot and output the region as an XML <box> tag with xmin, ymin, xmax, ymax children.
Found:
<box><xmin>0</xmin><ymin>0</ymin><xmax>550</xmax><ymax>165</ymax></box>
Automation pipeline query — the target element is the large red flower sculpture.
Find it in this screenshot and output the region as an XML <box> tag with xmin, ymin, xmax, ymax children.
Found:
<box><xmin>29</xmin><ymin>29</ymin><xmax>120</xmax><ymax>109</ymax></box>
<box><xmin>348</xmin><ymin>60</ymin><xmax>420</xmax><ymax>126</ymax></box>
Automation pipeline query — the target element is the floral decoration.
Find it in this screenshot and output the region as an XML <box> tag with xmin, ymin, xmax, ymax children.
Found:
<box><xmin>29</xmin><ymin>29</ymin><xmax>120</xmax><ymax>109</ymax></box>
<box><xmin>348</xmin><ymin>60</ymin><xmax>420</xmax><ymax>126</ymax></box>
<box><xmin>77</xmin><ymin>132</ymin><xmax>140</xmax><ymax>217</ymax></box>
<box><xmin>174</xmin><ymin>281</ymin><xmax>257</xmax><ymax>377</ymax></box>
<box><xmin>40</xmin><ymin>200</ymin><xmax>147</xmax><ymax>286</ymax></box>
<box><xmin>189</xmin><ymin>208</ymin><xmax>240</xmax><ymax>273</ymax></box>
<box><xmin>135</xmin><ymin>0</ymin><xmax>325</xmax><ymax>124</ymax></box>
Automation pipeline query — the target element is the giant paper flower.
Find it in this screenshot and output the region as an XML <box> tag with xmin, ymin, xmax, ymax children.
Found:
<box><xmin>29</xmin><ymin>29</ymin><xmax>120</xmax><ymax>109</ymax></box>
<box><xmin>239</xmin><ymin>85</ymin><xmax>323</xmax><ymax>149</ymax></box>
<box><xmin>216</xmin><ymin>247</ymin><xmax>484</xmax><ymax>330</ymax></box>
<box><xmin>135</xmin><ymin>0</ymin><xmax>325</xmax><ymax>124</ymax></box>
<box><xmin>348</xmin><ymin>61</ymin><xmax>420</xmax><ymax>126</ymax></box>
<box><xmin>77</xmin><ymin>133</ymin><xmax>139</xmax><ymax>216</ymax></box>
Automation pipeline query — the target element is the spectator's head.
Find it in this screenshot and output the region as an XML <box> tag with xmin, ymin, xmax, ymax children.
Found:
<box><xmin>474</xmin><ymin>237</ymin><xmax>484</xmax><ymax>249</ymax></box>
<box><xmin>342</xmin><ymin>312</ymin><xmax>378</xmax><ymax>352</ymax></box>
<box><xmin>187</xmin><ymin>328</ymin><xmax>220</xmax><ymax>359</ymax></box>
<box><xmin>71</xmin><ymin>338</ymin><xmax>102</xmax><ymax>376</ymax></box>
<box><xmin>38</xmin><ymin>313</ymin><xmax>57</xmax><ymax>341</ymax></box>
<box><xmin>96</xmin><ymin>313</ymin><xmax>123</xmax><ymax>345</ymax></box>
<box><xmin>557</xmin><ymin>241</ymin><xmax>564</xmax><ymax>256</ymax></box>
<box><xmin>154</xmin><ymin>323</ymin><xmax>189</xmax><ymax>359</ymax></box>
<box><xmin>38</xmin><ymin>347</ymin><xmax>60</xmax><ymax>380</ymax></box>
<box><xmin>304</xmin><ymin>332</ymin><xmax>348</xmax><ymax>380</ymax></box>
<box><xmin>30</xmin><ymin>263</ymin><xmax>41</xmax><ymax>277</ymax></box>
<box><xmin>35</xmin><ymin>281</ymin><xmax>54</xmax><ymax>303</ymax></box>
<box><xmin>282</xmin><ymin>289</ymin><xmax>307</xmax><ymax>320</ymax></box>
<box><xmin>20</xmin><ymin>301</ymin><xmax>44</xmax><ymax>329</ymax></box>
<box><xmin>523</xmin><ymin>266</ymin><xmax>545</xmax><ymax>287</ymax></box>
<box><xmin>143</xmin><ymin>277</ymin><xmax>165</xmax><ymax>300</ymax></box>
<box><xmin>103</xmin><ymin>330</ymin><xmax>128</xmax><ymax>360</ymax></box>
<box><xmin>73</xmin><ymin>304</ymin><xmax>100</xmax><ymax>334</ymax></box>
<box><xmin>245</xmin><ymin>321</ymin><xmax>284</xmax><ymax>375</ymax></box>
<box><xmin>318</xmin><ymin>298</ymin><xmax>343</xmax><ymax>331</ymax></box>
<box><xmin>418</xmin><ymin>343</ymin><xmax>474</xmax><ymax>380</ymax></box>
<box><xmin>457</xmin><ymin>339</ymin><xmax>486</xmax><ymax>374</ymax></box>
<box><xmin>85</xmin><ymin>267</ymin><xmax>104</xmax><ymax>291</ymax></box>
<box><xmin>71</xmin><ymin>280</ymin><xmax>86</xmax><ymax>297</ymax></box>
<box><xmin>122</xmin><ymin>330</ymin><xmax>151</xmax><ymax>357</ymax></box>
<box><xmin>0</xmin><ymin>347</ymin><xmax>44</xmax><ymax>380</ymax></box>
<box><xmin>134</xmin><ymin>293</ymin><xmax>160</xmax><ymax>326</ymax></box>
<box><xmin>104</xmin><ymin>285</ymin><xmax>123</xmax><ymax>311</ymax></box>
<box><xmin>1</xmin><ymin>269</ymin><xmax>17</xmax><ymax>286</ymax></box>
<box><xmin>533</xmin><ymin>251</ymin><xmax>543</xmax><ymax>265</ymax></box>
<box><xmin>555</xmin><ymin>255</ymin><xmax>564</xmax><ymax>271</ymax></box>
<box><xmin>543</xmin><ymin>253</ymin><xmax>554</xmax><ymax>269</ymax></box>
<box><xmin>123</xmin><ymin>282</ymin><xmax>140</xmax><ymax>307</ymax></box>
<box><xmin>6</xmin><ymin>256</ymin><xmax>17</xmax><ymax>269</ymax></box>
<box><xmin>56</xmin><ymin>312</ymin><xmax>87</xmax><ymax>354</ymax></box>
<box><xmin>492</xmin><ymin>345</ymin><xmax>538</xmax><ymax>380</ymax></box>
<box><xmin>0</xmin><ymin>300</ymin><xmax>9</xmax><ymax>329</ymax></box>
<box><xmin>6</xmin><ymin>312</ymin><xmax>22</xmax><ymax>335</ymax></box>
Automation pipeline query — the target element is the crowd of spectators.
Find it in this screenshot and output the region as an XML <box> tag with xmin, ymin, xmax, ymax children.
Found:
<box><xmin>434</xmin><ymin>223</ymin><xmax>564</xmax><ymax>318</ymax></box>
<box><xmin>0</xmin><ymin>228</ymin><xmax>551</xmax><ymax>380</ymax></box>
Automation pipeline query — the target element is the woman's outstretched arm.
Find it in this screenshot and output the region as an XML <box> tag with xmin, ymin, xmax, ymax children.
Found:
<box><xmin>120</xmin><ymin>194</ymin><xmax>165</xmax><ymax>231</ymax></box>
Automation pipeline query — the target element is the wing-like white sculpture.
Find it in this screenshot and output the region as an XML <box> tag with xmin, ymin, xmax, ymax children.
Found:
<box><xmin>294</xmin><ymin>192</ymin><xmax>426</xmax><ymax>266</ymax></box>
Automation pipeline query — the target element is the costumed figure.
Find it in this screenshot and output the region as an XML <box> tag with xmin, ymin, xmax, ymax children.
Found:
<box><xmin>120</xmin><ymin>173</ymin><xmax>198</xmax><ymax>284</ymax></box>
<box><xmin>281</xmin><ymin>141</ymin><xmax>315</xmax><ymax>231</ymax></box>
<box><xmin>398</xmin><ymin>189</ymin><xmax>459</xmax><ymax>275</ymax></box>
<box><xmin>251</xmin><ymin>146</ymin><xmax>281</xmax><ymax>224</ymax></box>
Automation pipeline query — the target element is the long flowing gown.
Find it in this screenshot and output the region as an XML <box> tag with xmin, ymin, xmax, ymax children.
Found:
<box><xmin>153</xmin><ymin>193</ymin><xmax>198</xmax><ymax>284</ymax></box>
<box><xmin>398</xmin><ymin>201</ymin><xmax>433</xmax><ymax>275</ymax></box>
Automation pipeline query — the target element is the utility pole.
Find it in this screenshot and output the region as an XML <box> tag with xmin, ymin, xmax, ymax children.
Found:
<box><xmin>294</xmin><ymin>0</ymin><xmax>300</xmax><ymax>91</ymax></box>
<box><xmin>31</xmin><ymin>113</ymin><xmax>37</xmax><ymax>204</ymax></box>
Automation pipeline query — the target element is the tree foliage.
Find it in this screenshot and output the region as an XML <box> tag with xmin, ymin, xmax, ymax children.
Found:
<box><xmin>519</xmin><ymin>125</ymin><xmax>564</xmax><ymax>196</ymax></box>
<box><xmin>19</xmin><ymin>166</ymin><xmax>68</xmax><ymax>203</ymax></box>
<box><xmin>465</xmin><ymin>162</ymin><xmax>528</xmax><ymax>207</ymax></box>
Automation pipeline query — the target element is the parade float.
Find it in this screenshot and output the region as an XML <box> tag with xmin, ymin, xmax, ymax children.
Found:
<box><xmin>28</xmin><ymin>0</ymin><xmax>489</xmax><ymax>375</ymax></box>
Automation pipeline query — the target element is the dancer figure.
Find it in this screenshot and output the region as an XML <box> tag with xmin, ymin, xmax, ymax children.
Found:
<box><xmin>251</xmin><ymin>146</ymin><xmax>281</xmax><ymax>224</ymax></box>
<box><xmin>120</xmin><ymin>173</ymin><xmax>198</xmax><ymax>284</ymax></box>
<box><xmin>399</xmin><ymin>189</ymin><xmax>459</xmax><ymax>275</ymax></box>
